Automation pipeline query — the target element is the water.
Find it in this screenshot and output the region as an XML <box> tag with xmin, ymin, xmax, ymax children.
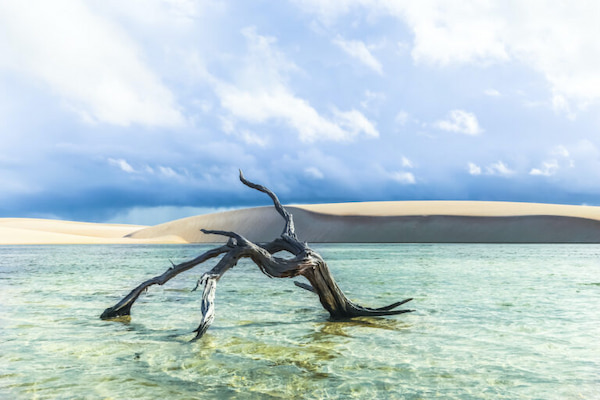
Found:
<box><xmin>1</xmin><ymin>244</ymin><xmax>599</xmax><ymax>399</ymax></box>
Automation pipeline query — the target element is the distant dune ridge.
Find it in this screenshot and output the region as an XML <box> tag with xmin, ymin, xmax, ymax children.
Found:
<box><xmin>127</xmin><ymin>202</ymin><xmax>600</xmax><ymax>243</ymax></box>
<box><xmin>0</xmin><ymin>218</ymin><xmax>183</xmax><ymax>245</ymax></box>
<box><xmin>3</xmin><ymin>201</ymin><xmax>600</xmax><ymax>244</ymax></box>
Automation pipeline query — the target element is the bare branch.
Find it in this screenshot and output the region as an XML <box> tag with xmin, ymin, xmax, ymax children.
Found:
<box><xmin>100</xmin><ymin>245</ymin><xmax>230</xmax><ymax>319</ymax></box>
<box><xmin>239</xmin><ymin>170</ymin><xmax>296</xmax><ymax>239</ymax></box>
<box><xmin>201</xmin><ymin>228</ymin><xmax>247</xmax><ymax>245</ymax></box>
<box><xmin>294</xmin><ymin>281</ymin><xmax>316</xmax><ymax>293</ymax></box>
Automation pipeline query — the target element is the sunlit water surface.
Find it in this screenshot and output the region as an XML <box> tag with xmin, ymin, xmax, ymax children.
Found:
<box><xmin>1</xmin><ymin>244</ymin><xmax>599</xmax><ymax>399</ymax></box>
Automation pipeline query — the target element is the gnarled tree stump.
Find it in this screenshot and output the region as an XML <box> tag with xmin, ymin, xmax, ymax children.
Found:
<box><xmin>101</xmin><ymin>171</ymin><xmax>413</xmax><ymax>340</ymax></box>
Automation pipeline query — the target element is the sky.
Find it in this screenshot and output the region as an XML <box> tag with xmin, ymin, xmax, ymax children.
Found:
<box><xmin>2</xmin><ymin>1</ymin><xmax>600</xmax><ymax>225</ymax></box>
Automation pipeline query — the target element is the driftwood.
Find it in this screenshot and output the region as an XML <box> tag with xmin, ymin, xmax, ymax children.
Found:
<box><xmin>101</xmin><ymin>172</ymin><xmax>413</xmax><ymax>340</ymax></box>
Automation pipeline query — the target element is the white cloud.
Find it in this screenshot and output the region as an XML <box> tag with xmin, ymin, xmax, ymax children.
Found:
<box><xmin>360</xmin><ymin>90</ymin><xmax>386</xmax><ymax>110</ymax></box>
<box><xmin>219</xmin><ymin>115</ymin><xmax>236</xmax><ymax>134</ymax></box>
<box><xmin>304</xmin><ymin>167</ymin><xmax>324</xmax><ymax>179</ymax></box>
<box><xmin>214</xmin><ymin>28</ymin><xmax>378</xmax><ymax>143</ymax></box>
<box><xmin>0</xmin><ymin>0</ymin><xmax>184</xmax><ymax>127</ymax></box>
<box><xmin>291</xmin><ymin>0</ymin><xmax>366</xmax><ymax>25</ymax></box>
<box><xmin>395</xmin><ymin>110</ymin><xmax>409</xmax><ymax>126</ymax></box>
<box><xmin>435</xmin><ymin>109</ymin><xmax>483</xmax><ymax>135</ymax></box>
<box><xmin>332</xmin><ymin>36</ymin><xmax>383</xmax><ymax>75</ymax></box>
<box><xmin>551</xmin><ymin>94</ymin><xmax>576</xmax><ymax>120</ymax></box>
<box><xmin>238</xmin><ymin>26</ymin><xmax>299</xmax><ymax>87</ymax></box>
<box><xmin>216</xmin><ymin>84</ymin><xmax>377</xmax><ymax>142</ymax></box>
<box><xmin>294</xmin><ymin>1</ymin><xmax>600</xmax><ymax>113</ymax></box>
<box><xmin>530</xmin><ymin>145</ymin><xmax>575</xmax><ymax>176</ymax></box>
<box><xmin>551</xmin><ymin>145</ymin><xmax>570</xmax><ymax>158</ymax></box>
<box><xmin>484</xmin><ymin>89</ymin><xmax>501</xmax><ymax>97</ymax></box>
<box><xmin>393</xmin><ymin>2</ymin><xmax>509</xmax><ymax>66</ymax></box>
<box><xmin>468</xmin><ymin>162</ymin><xmax>481</xmax><ymax>175</ymax></box>
<box><xmin>239</xmin><ymin>130</ymin><xmax>268</xmax><ymax>147</ymax></box>
<box><xmin>333</xmin><ymin>108</ymin><xmax>379</xmax><ymax>139</ymax></box>
<box><xmin>401</xmin><ymin>156</ymin><xmax>413</xmax><ymax>168</ymax></box>
<box><xmin>530</xmin><ymin>160</ymin><xmax>559</xmax><ymax>176</ymax></box>
<box><xmin>108</xmin><ymin>158</ymin><xmax>135</xmax><ymax>173</ymax></box>
<box><xmin>99</xmin><ymin>0</ymin><xmax>201</xmax><ymax>28</ymax></box>
<box><xmin>219</xmin><ymin>116</ymin><xmax>268</xmax><ymax>146</ymax></box>
<box><xmin>394</xmin><ymin>2</ymin><xmax>600</xmax><ymax>110</ymax></box>
<box><xmin>390</xmin><ymin>171</ymin><xmax>416</xmax><ymax>184</ymax></box>
<box><xmin>486</xmin><ymin>161</ymin><xmax>514</xmax><ymax>176</ymax></box>
<box><xmin>158</xmin><ymin>166</ymin><xmax>179</xmax><ymax>178</ymax></box>
<box><xmin>107</xmin><ymin>162</ymin><xmax>192</xmax><ymax>180</ymax></box>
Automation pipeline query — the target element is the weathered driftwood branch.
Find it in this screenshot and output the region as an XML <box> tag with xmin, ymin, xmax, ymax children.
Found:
<box><xmin>101</xmin><ymin>171</ymin><xmax>413</xmax><ymax>340</ymax></box>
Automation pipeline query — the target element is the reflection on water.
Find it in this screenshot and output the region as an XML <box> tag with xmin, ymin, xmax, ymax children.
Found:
<box><xmin>1</xmin><ymin>244</ymin><xmax>600</xmax><ymax>399</ymax></box>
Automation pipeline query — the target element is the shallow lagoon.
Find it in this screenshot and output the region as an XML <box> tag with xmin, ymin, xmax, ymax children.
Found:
<box><xmin>1</xmin><ymin>244</ymin><xmax>599</xmax><ymax>399</ymax></box>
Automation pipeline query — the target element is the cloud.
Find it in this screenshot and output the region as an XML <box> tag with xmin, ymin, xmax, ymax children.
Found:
<box><xmin>107</xmin><ymin>158</ymin><xmax>190</xmax><ymax>180</ymax></box>
<box><xmin>392</xmin><ymin>2</ymin><xmax>509</xmax><ymax>66</ymax></box>
<box><xmin>333</xmin><ymin>108</ymin><xmax>379</xmax><ymax>139</ymax></box>
<box><xmin>486</xmin><ymin>161</ymin><xmax>514</xmax><ymax>176</ymax></box>
<box><xmin>530</xmin><ymin>160</ymin><xmax>559</xmax><ymax>176</ymax></box>
<box><xmin>216</xmin><ymin>84</ymin><xmax>377</xmax><ymax>142</ymax></box>
<box><xmin>213</xmin><ymin>27</ymin><xmax>378</xmax><ymax>142</ymax></box>
<box><xmin>395</xmin><ymin>2</ymin><xmax>600</xmax><ymax>110</ymax></box>
<box><xmin>332</xmin><ymin>36</ymin><xmax>383</xmax><ymax>74</ymax></box>
<box><xmin>484</xmin><ymin>89</ymin><xmax>501</xmax><ymax>97</ymax></box>
<box><xmin>99</xmin><ymin>0</ymin><xmax>201</xmax><ymax>28</ymax></box>
<box><xmin>465</xmin><ymin>160</ymin><xmax>514</xmax><ymax>177</ymax></box>
<box><xmin>530</xmin><ymin>145</ymin><xmax>575</xmax><ymax>176</ymax></box>
<box><xmin>435</xmin><ymin>109</ymin><xmax>483</xmax><ymax>135</ymax></box>
<box><xmin>551</xmin><ymin>145</ymin><xmax>570</xmax><ymax>159</ymax></box>
<box><xmin>468</xmin><ymin>162</ymin><xmax>482</xmax><ymax>175</ymax></box>
<box><xmin>390</xmin><ymin>171</ymin><xmax>416</xmax><ymax>184</ymax></box>
<box><xmin>0</xmin><ymin>0</ymin><xmax>184</xmax><ymax>127</ymax></box>
<box><xmin>551</xmin><ymin>94</ymin><xmax>576</xmax><ymax>120</ymax></box>
<box><xmin>158</xmin><ymin>166</ymin><xmax>180</xmax><ymax>179</ymax></box>
<box><xmin>395</xmin><ymin>110</ymin><xmax>409</xmax><ymax>126</ymax></box>
<box><xmin>401</xmin><ymin>156</ymin><xmax>413</xmax><ymax>168</ymax></box>
<box><xmin>219</xmin><ymin>116</ymin><xmax>268</xmax><ymax>146</ymax></box>
<box><xmin>239</xmin><ymin>130</ymin><xmax>268</xmax><ymax>147</ymax></box>
<box><xmin>108</xmin><ymin>158</ymin><xmax>135</xmax><ymax>173</ymax></box>
<box><xmin>304</xmin><ymin>167</ymin><xmax>324</xmax><ymax>180</ymax></box>
<box><xmin>360</xmin><ymin>90</ymin><xmax>386</xmax><ymax>110</ymax></box>
<box><xmin>294</xmin><ymin>1</ymin><xmax>600</xmax><ymax>113</ymax></box>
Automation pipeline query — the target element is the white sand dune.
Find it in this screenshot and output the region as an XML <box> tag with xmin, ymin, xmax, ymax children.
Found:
<box><xmin>3</xmin><ymin>201</ymin><xmax>600</xmax><ymax>244</ymax></box>
<box><xmin>127</xmin><ymin>201</ymin><xmax>600</xmax><ymax>244</ymax></box>
<box><xmin>0</xmin><ymin>218</ymin><xmax>185</xmax><ymax>245</ymax></box>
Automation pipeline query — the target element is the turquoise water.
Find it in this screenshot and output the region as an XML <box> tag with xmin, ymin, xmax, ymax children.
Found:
<box><xmin>1</xmin><ymin>244</ymin><xmax>599</xmax><ymax>399</ymax></box>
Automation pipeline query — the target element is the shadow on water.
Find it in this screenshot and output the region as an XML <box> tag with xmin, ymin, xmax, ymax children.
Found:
<box><xmin>115</xmin><ymin>314</ymin><xmax>414</xmax><ymax>343</ymax></box>
<box><xmin>101</xmin><ymin>317</ymin><xmax>201</xmax><ymax>343</ymax></box>
<box><xmin>103</xmin><ymin>315</ymin><xmax>132</xmax><ymax>324</ymax></box>
<box><xmin>311</xmin><ymin>316</ymin><xmax>413</xmax><ymax>339</ymax></box>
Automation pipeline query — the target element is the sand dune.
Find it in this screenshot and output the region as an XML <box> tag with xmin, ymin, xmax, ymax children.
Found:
<box><xmin>3</xmin><ymin>201</ymin><xmax>600</xmax><ymax>244</ymax></box>
<box><xmin>127</xmin><ymin>201</ymin><xmax>600</xmax><ymax>244</ymax></box>
<box><xmin>0</xmin><ymin>218</ymin><xmax>185</xmax><ymax>245</ymax></box>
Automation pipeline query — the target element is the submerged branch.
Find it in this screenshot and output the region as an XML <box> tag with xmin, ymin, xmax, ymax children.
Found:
<box><xmin>193</xmin><ymin>274</ymin><xmax>218</xmax><ymax>340</ymax></box>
